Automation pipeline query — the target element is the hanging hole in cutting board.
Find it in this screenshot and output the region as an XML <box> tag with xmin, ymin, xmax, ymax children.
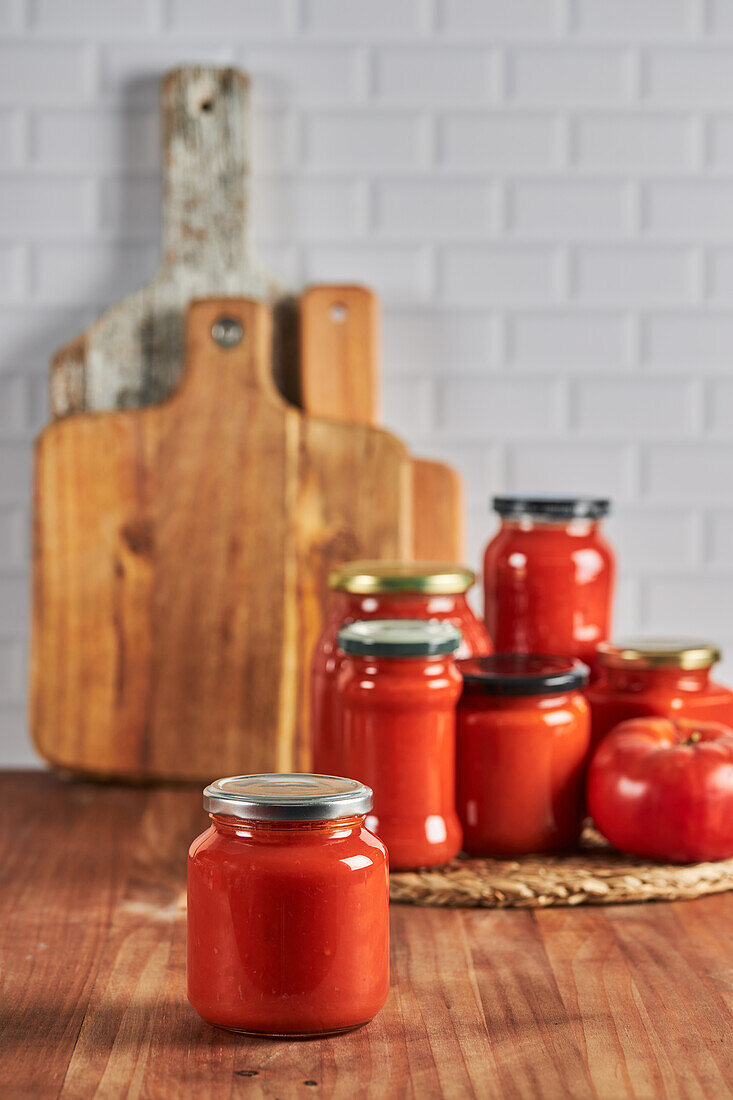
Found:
<box><xmin>330</xmin><ymin>303</ymin><xmax>348</xmax><ymax>323</ymax></box>
<box><xmin>211</xmin><ymin>317</ymin><xmax>244</xmax><ymax>348</ymax></box>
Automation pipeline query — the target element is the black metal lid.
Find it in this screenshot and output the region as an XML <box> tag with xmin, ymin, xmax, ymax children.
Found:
<box><xmin>458</xmin><ymin>654</ymin><xmax>590</xmax><ymax>696</ymax></box>
<box><xmin>492</xmin><ymin>494</ymin><xmax>610</xmax><ymax>520</ymax></box>
<box><xmin>338</xmin><ymin>619</ymin><xmax>462</xmax><ymax>658</ymax></box>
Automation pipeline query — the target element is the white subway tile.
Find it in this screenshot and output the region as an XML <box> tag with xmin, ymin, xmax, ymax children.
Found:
<box><xmin>708</xmin><ymin>248</ymin><xmax>733</xmax><ymax>300</ymax></box>
<box><xmin>442</xmin><ymin>246</ymin><xmax>561</xmax><ymax>305</ymax></box>
<box><xmin>646</xmin><ymin>181</ymin><xmax>733</xmax><ymax>240</ymax></box>
<box><xmin>0</xmin><ymin>0</ymin><xmax>23</xmax><ymax>30</ymax></box>
<box><xmin>168</xmin><ymin>0</ymin><xmax>293</xmax><ymax>33</ymax></box>
<box><xmin>32</xmin><ymin>243</ymin><xmax>157</xmax><ymax>305</ymax></box>
<box><xmin>708</xmin><ymin>0</ymin><xmax>733</xmax><ymax>34</ymax></box>
<box><xmin>413</xmin><ymin>440</ymin><xmax>504</xmax><ymax>506</ymax></box>
<box><xmin>375</xmin><ymin>47</ymin><xmax>496</xmax><ymax>104</ymax></box>
<box><xmin>382</xmin><ymin>377</ymin><xmax>435</xmax><ymax>438</ymax></box>
<box><xmin>305</xmin><ymin>244</ymin><xmax>431</xmax><ymax>301</ymax></box>
<box><xmin>509</xmin><ymin>311</ymin><xmax>631</xmax><ymax>368</ymax></box>
<box><xmin>99</xmin><ymin>44</ymin><xmax>233</xmax><ymax>104</ymax></box>
<box><xmin>708</xmin><ymin>116</ymin><xmax>733</xmax><ymax>168</ymax></box>
<box><xmin>606</xmin><ymin>507</ymin><xmax>697</xmax><ymax>569</ymax></box>
<box><xmin>0</xmin><ymin>638</ymin><xmax>24</xmax><ymax>702</ymax></box>
<box><xmin>304</xmin><ymin>0</ymin><xmax>425</xmax><ymax>37</ymax></box>
<box><xmin>240</xmin><ymin>46</ymin><xmax>366</xmax><ymax>106</ymax></box>
<box><xmin>0</xmin><ymin>44</ymin><xmax>91</xmax><ymax>102</ymax></box>
<box><xmin>645</xmin><ymin>444</ymin><xmax>733</xmax><ymax>501</ymax></box>
<box><xmin>32</xmin><ymin>109</ymin><xmax>158</xmax><ymax>170</ymax></box>
<box><xmin>510</xmin><ymin>181</ymin><xmax>629</xmax><ymax>239</ymax></box>
<box><xmin>0</xmin><ymin>375</ymin><xmax>26</xmax><ymax>433</ymax></box>
<box><xmin>0</xmin><ymin>179</ymin><xmax>92</xmax><ymax>237</ymax></box>
<box><xmin>0</xmin><ymin>705</ymin><xmax>37</xmax><ymax>766</ymax></box>
<box><xmin>0</xmin><ymin>111</ymin><xmax>24</xmax><ymax>169</ymax></box>
<box><xmin>0</xmin><ymin>574</ymin><xmax>28</xmax><ymax>633</ymax></box>
<box><xmin>573</xmin><ymin>0</ymin><xmax>693</xmax><ymax>36</ymax></box>
<box><xmin>613</xmin><ymin>575</ymin><xmax>642</xmax><ymax>636</ymax></box>
<box><xmin>510</xmin><ymin>48</ymin><xmax>630</xmax><ymax>105</ymax></box>
<box><xmin>382</xmin><ymin>309</ymin><xmax>497</xmax><ymax>376</ymax></box>
<box><xmin>440</xmin><ymin>113</ymin><xmax>561</xmax><ymax>170</ymax></box>
<box><xmin>376</xmin><ymin>181</ymin><xmax>494</xmax><ymax>238</ymax></box>
<box><xmin>99</xmin><ymin>178</ymin><xmax>159</xmax><ymax>237</ymax></box>
<box><xmin>253</xmin><ymin>179</ymin><xmax>365</xmax><ymax>240</ymax></box>
<box><xmin>252</xmin><ymin>110</ymin><xmax>299</xmax><ymax>173</ymax></box>
<box><xmin>0</xmin><ymin>507</ymin><xmax>26</xmax><ymax>568</ymax></box>
<box><xmin>438</xmin><ymin>0</ymin><xmax>560</xmax><ymax>37</ymax></box>
<box><xmin>440</xmin><ymin>378</ymin><xmax>563</xmax><ymax>437</ymax></box>
<box><xmin>0</xmin><ymin>444</ymin><xmax>30</xmax><ymax>503</ymax></box>
<box><xmin>645</xmin><ymin>312</ymin><xmax>733</xmax><ymax>367</ymax></box>
<box><xmin>574</xmin><ymin>379</ymin><xmax>697</xmax><ymax>437</ymax></box>
<box><xmin>708</xmin><ymin>512</ymin><xmax>733</xmax><ymax>566</ymax></box>
<box><xmin>252</xmin><ymin>243</ymin><xmax>301</xmax><ymax>286</ymax></box>
<box><xmin>574</xmin><ymin>114</ymin><xmax>694</xmax><ymax>171</ymax></box>
<box><xmin>707</xmin><ymin>380</ymin><xmax>733</xmax><ymax>434</ymax></box>
<box><xmin>508</xmin><ymin>442</ymin><xmax>636</xmax><ymax>498</ymax></box>
<box><xmin>0</xmin><ymin>307</ymin><xmax>90</xmax><ymax>370</ymax></box>
<box><xmin>0</xmin><ymin>247</ymin><xmax>23</xmax><ymax>300</ymax></box>
<box><xmin>646</xmin><ymin>577</ymin><xmax>733</xmax><ymax>633</ymax></box>
<box><xmin>648</xmin><ymin>49</ymin><xmax>733</xmax><ymax>105</ymax></box>
<box><xmin>32</xmin><ymin>0</ymin><xmax>155</xmax><ymax>31</ymax></box>
<box><xmin>306</xmin><ymin>112</ymin><xmax>428</xmax><ymax>170</ymax></box>
<box><xmin>573</xmin><ymin>246</ymin><xmax>694</xmax><ymax>303</ymax></box>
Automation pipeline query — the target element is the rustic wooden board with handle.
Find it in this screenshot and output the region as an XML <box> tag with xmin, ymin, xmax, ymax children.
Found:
<box><xmin>31</xmin><ymin>298</ymin><xmax>411</xmax><ymax>781</ymax></box>
<box><xmin>49</xmin><ymin>66</ymin><xmax>299</xmax><ymax>418</ymax></box>
<box><xmin>299</xmin><ymin>285</ymin><xmax>464</xmax><ymax>562</ymax></box>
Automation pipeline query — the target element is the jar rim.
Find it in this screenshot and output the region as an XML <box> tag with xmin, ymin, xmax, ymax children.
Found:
<box><xmin>338</xmin><ymin>618</ymin><xmax>462</xmax><ymax>658</ymax></box>
<box><xmin>492</xmin><ymin>494</ymin><xmax>610</xmax><ymax>521</ymax></box>
<box><xmin>328</xmin><ymin>560</ymin><xmax>475</xmax><ymax>595</ymax></box>
<box><xmin>458</xmin><ymin>654</ymin><xmax>589</xmax><ymax>696</ymax></box>
<box><xmin>597</xmin><ymin>639</ymin><xmax>720</xmax><ymax>671</ymax></box>
<box><xmin>203</xmin><ymin>774</ymin><xmax>373</xmax><ymax>822</ymax></box>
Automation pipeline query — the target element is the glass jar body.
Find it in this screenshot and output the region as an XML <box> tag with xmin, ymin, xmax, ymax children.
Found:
<box><xmin>311</xmin><ymin>590</ymin><xmax>491</xmax><ymax>775</ymax></box>
<box><xmin>337</xmin><ymin>653</ymin><xmax>463</xmax><ymax>871</ymax></box>
<box><xmin>187</xmin><ymin>814</ymin><xmax>389</xmax><ymax>1036</ymax></box>
<box><xmin>587</xmin><ymin>665</ymin><xmax>733</xmax><ymax>748</ymax></box>
<box><xmin>456</xmin><ymin>688</ymin><xmax>591</xmax><ymax>856</ymax></box>
<box><xmin>483</xmin><ymin>518</ymin><xmax>615</xmax><ymax>675</ymax></box>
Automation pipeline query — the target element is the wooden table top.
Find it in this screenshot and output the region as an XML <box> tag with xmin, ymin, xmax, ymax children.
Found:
<box><xmin>2</xmin><ymin>771</ymin><xmax>732</xmax><ymax>1100</ymax></box>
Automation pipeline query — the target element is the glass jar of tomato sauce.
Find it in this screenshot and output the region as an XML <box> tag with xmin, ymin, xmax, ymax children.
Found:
<box><xmin>483</xmin><ymin>496</ymin><xmax>614</xmax><ymax>676</ymax></box>
<box><xmin>187</xmin><ymin>774</ymin><xmax>389</xmax><ymax>1037</ymax></box>
<box><xmin>312</xmin><ymin>561</ymin><xmax>492</xmax><ymax>774</ymax></box>
<box><xmin>456</xmin><ymin>655</ymin><xmax>590</xmax><ymax>856</ymax></box>
<box><xmin>587</xmin><ymin>639</ymin><xmax>733</xmax><ymax>748</ymax></box>
<box><xmin>336</xmin><ymin>619</ymin><xmax>463</xmax><ymax>871</ymax></box>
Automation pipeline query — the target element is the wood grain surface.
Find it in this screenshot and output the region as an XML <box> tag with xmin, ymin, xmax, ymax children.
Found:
<box><xmin>1</xmin><ymin>771</ymin><xmax>731</xmax><ymax>1100</ymax></box>
<box><xmin>32</xmin><ymin>299</ymin><xmax>411</xmax><ymax>781</ymax></box>
<box><xmin>299</xmin><ymin>285</ymin><xmax>464</xmax><ymax>562</ymax></box>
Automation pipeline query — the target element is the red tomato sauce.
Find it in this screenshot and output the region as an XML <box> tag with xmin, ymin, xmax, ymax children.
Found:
<box><xmin>456</xmin><ymin>656</ymin><xmax>591</xmax><ymax>856</ymax></box>
<box><xmin>335</xmin><ymin>619</ymin><xmax>463</xmax><ymax>871</ymax></box>
<box><xmin>187</xmin><ymin>775</ymin><xmax>389</xmax><ymax>1036</ymax></box>
<box><xmin>312</xmin><ymin>562</ymin><xmax>491</xmax><ymax>776</ymax></box>
<box><xmin>483</xmin><ymin>497</ymin><xmax>614</xmax><ymax>677</ymax></box>
<box><xmin>587</xmin><ymin>640</ymin><xmax>733</xmax><ymax>748</ymax></box>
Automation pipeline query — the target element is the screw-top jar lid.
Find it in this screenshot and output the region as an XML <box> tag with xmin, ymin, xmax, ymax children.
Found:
<box><xmin>203</xmin><ymin>774</ymin><xmax>373</xmax><ymax>822</ymax></box>
<box><xmin>597</xmin><ymin>639</ymin><xmax>721</xmax><ymax>671</ymax></box>
<box><xmin>458</xmin><ymin>654</ymin><xmax>590</xmax><ymax>696</ymax></box>
<box><xmin>338</xmin><ymin>618</ymin><xmax>462</xmax><ymax>658</ymax></box>
<box><xmin>492</xmin><ymin>494</ymin><xmax>610</xmax><ymax>520</ymax></box>
<box><xmin>328</xmin><ymin>560</ymin><xmax>475</xmax><ymax>595</ymax></box>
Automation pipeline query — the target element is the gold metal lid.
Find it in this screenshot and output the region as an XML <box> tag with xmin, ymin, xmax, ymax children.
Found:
<box><xmin>597</xmin><ymin>639</ymin><xmax>721</xmax><ymax>671</ymax></box>
<box><xmin>328</xmin><ymin>560</ymin><xmax>475</xmax><ymax>595</ymax></box>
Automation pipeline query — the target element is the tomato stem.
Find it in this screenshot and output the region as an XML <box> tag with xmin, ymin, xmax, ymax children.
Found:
<box><xmin>683</xmin><ymin>731</ymin><xmax>702</xmax><ymax>746</ymax></box>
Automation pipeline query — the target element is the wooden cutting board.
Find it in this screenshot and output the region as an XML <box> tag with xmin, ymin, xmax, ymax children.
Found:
<box><xmin>31</xmin><ymin>298</ymin><xmax>412</xmax><ymax>781</ymax></box>
<box><xmin>49</xmin><ymin>66</ymin><xmax>299</xmax><ymax>418</ymax></box>
<box><xmin>300</xmin><ymin>285</ymin><xmax>464</xmax><ymax>561</ymax></box>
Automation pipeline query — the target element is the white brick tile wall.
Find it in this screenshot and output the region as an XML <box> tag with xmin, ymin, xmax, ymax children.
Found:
<box><xmin>1</xmin><ymin>5</ymin><xmax>733</xmax><ymax>762</ymax></box>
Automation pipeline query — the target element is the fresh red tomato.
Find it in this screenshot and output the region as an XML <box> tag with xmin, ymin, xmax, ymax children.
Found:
<box><xmin>587</xmin><ymin>717</ymin><xmax>733</xmax><ymax>863</ymax></box>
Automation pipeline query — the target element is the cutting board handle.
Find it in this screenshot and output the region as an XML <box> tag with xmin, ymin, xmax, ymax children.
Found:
<box><xmin>161</xmin><ymin>67</ymin><xmax>255</xmax><ymax>272</ymax></box>
<box><xmin>182</xmin><ymin>297</ymin><xmax>277</xmax><ymax>402</ymax></box>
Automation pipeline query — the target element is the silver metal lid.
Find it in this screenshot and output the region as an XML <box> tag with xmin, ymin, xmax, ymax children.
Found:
<box><xmin>338</xmin><ymin>618</ymin><xmax>462</xmax><ymax>657</ymax></box>
<box><xmin>203</xmin><ymin>773</ymin><xmax>373</xmax><ymax>822</ymax></box>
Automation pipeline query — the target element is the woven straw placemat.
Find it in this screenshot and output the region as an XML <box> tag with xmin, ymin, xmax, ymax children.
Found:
<box><xmin>389</xmin><ymin>829</ymin><xmax>733</xmax><ymax>909</ymax></box>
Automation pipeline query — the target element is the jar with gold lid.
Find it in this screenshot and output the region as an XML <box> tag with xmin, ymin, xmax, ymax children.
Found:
<box><xmin>586</xmin><ymin>639</ymin><xmax>733</xmax><ymax>748</ymax></box>
<box><xmin>310</xmin><ymin>561</ymin><xmax>491</xmax><ymax>774</ymax></box>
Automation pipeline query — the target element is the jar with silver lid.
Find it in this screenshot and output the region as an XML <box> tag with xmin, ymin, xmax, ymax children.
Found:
<box><xmin>187</xmin><ymin>773</ymin><xmax>389</xmax><ymax>1037</ymax></box>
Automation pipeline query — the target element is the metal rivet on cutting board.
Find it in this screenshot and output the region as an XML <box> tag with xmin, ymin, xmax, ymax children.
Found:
<box><xmin>211</xmin><ymin>317</ymin><xmax>244</xmax><ymax>348</ymax></box>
